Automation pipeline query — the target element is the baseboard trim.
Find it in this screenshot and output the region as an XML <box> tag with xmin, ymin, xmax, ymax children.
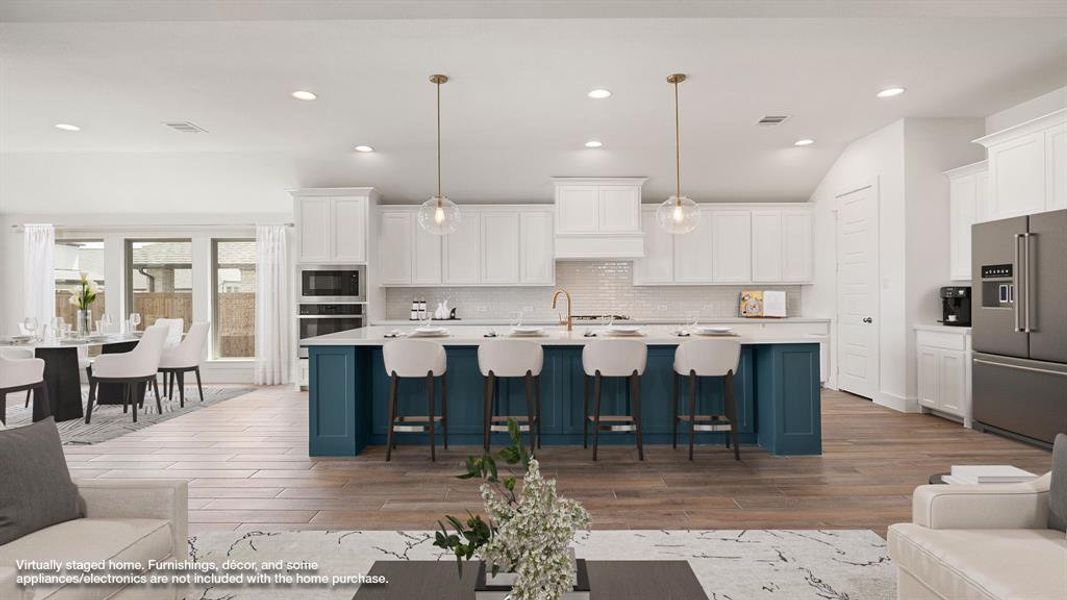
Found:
<box><xmin>875</xmin><ymin>391</ymin><xmax>920</xmax><ymax>413</ymax></box>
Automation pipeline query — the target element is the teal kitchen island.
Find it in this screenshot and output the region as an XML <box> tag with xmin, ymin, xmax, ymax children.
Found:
<box><xmin>303</xmin><ymin>325</ymin><xmax>823</xmax><ymax>457</ymax></box>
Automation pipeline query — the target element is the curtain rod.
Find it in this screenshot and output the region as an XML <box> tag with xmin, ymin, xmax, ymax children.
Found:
<box><xmin>10</xmin><ymin>223</ymin><xmax>294</xmax><ymax>233</ymax></box>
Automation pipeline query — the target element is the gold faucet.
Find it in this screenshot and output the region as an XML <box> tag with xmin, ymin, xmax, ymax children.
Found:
<box><xmin>551</xmin><ymin>288</ymin><xmax>573</xmax><ymax>331</ymax></box>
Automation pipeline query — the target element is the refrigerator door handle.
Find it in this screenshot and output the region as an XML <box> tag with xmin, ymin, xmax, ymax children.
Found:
<box><xmin>1013</xmin><ymin>233</ymin><xmax>1024</xmax><ymax>332</ymax></box>
<box><xmin>1024</xmin><ymin>232</ymin><xmax>1036</xmax><ymax>333</ymax></box>
<box><xmin>973</xmin><ymin>358</ymin><xmax>1067</xmax><ymax>377</ymax></box>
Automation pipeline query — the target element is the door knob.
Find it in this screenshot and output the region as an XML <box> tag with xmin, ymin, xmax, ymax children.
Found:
<box><xmin>862</xmin><ymin>317</ymin><xmax>873</xmax><ymax>323</ymax></box>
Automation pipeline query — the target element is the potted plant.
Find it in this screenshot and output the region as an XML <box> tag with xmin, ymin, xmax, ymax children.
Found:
<box><xmin>434</xmin><ymin>421</ymin><xmax>591</xmax><ymax>600</ymax></box>
<box><xmin>68</xmin><ymin>271</ymin><xmax>98</xmax><ymax>335</ymax></box>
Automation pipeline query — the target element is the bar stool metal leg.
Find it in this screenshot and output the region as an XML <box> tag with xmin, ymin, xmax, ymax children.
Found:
<box><xmin>631</xmin><ymin>371</ymin><xmax>644</xmax><ymax>461</ymax></box>
<box><xmin>386</xmin><ymin>373</ymin><xmax>398</xmax><ymax>462</ymax></box>
<box><xmin>726</xmin><ymin>371</ymin><xmax>740</xmax><ymax>461</ymax></box>
<box><xmin>524</xmin><ymin>372</ymin><xmax>535</xmax><ymax>453</ymax></box>
<box><xmin>591</xmin><ymin>372</ymin><xmax>602</xmax><ymax>462</ymax></box>
<box><xmin>441</xmin><ymin>372</ymin><xmax>448</xmax><ymax>450</ymax></box>
<box><xmin>534</xmin><ymin>375</ymin><xmax>542</xmax><ymax>449</ymax></box>
<box><xmin>426</xmin><ymin>371</ymin><xmax>436</xmax><ymax>462</ymax></box>
<box><xmin>688</xmin><ymin>371</ymin><xmax>697</xmax><ymax>461</ymax></box>
<box><xmin>582</xmin><ymin>375</ymin><xmax>590</xmax><ymax>449</ymax></box>
<box><xmin>671</xmin><ymin>373</ymin><xmax>679</xmax><ymax>449</ymax></box>
<box><xmin>482</xmin><ymin>373</ymin><xmax>493</xmax><ymax>453</ymax></box>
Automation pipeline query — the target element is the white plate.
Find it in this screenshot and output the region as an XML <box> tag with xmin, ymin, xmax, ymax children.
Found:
<box><xmin>602</xmin><ymin>325</ymin><xmax>643</xmax><ymax>336</ymax></box>
<box><xmin>409</xmin><ymin>328</ymin><xmax>448</xmax><ymax>337</ymax></box>
<box><xmin>697</xmin><ymin>326</ymin><xmax>733</xmax><ymax>335</ymax></box>
<box><xmin>510</xmin><ymin>326</ymin><xmax>545</xmax><ymax>336</ymax></box>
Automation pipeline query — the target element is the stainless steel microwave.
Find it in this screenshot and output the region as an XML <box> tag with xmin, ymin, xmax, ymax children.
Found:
<box><xmin>299</xmin><ymin>265</ymin><xmax>366</xmax><ymax>303</ymax></box>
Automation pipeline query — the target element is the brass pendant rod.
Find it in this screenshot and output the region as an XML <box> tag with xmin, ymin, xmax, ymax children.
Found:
<box><xmin>436</xmin><ymin>77</ymin><xmax>442</xmax><ymax>204</ymax></box>
<box><xmin>673</xmin><ymin>78</ymin><xmax>680</xmax><ymax>204</ymax></box>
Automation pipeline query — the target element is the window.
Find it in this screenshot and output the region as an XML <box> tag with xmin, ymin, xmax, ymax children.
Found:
<box><xmin>55</xmin><ymin>239</ymin><xmax>106</xmax><ymax>324</ymax></box>
<box><xmin>126</xmin><ymin>239</ymin><xmax>193</xmax><ymax>331</ymax></box>
<box><xmin>212</xmin><ymin>239</ymin><xmax>256</xmax><ymax>358</ymax></box>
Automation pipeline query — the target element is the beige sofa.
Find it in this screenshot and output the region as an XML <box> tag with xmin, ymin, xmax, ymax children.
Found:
<box><xmin>0</xmin><ymin>479</ymin><xmax>188</xmax><ymax>600</ymax></box>
<box><xmin>888</xmin><ymin>473</ymin><xmax>1066</xmax><ymax>600</ymax></box>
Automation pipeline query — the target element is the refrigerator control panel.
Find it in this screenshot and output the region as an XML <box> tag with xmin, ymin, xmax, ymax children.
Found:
<box><xmin>981</xmin><ymin>264</ymin><xmax>1013</xmax><ymax>279</ymax></box>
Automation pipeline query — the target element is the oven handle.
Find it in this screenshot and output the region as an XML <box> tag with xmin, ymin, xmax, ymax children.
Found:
<box><xmin>297</xmin><ymin>315</ymin><xmax>365</xmax><ymax>320</ymax></box>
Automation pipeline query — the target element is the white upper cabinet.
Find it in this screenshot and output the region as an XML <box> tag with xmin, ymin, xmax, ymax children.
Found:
<box><xmin>633</xmin><ymin>203</ymin><xmax>812</xmax><ymax>286</ymax></box>
<box><xmin>519</xmin><ymin>211</ymin><xmax>555</xmax><ymax>284</ymax></box>
<box><xmin>944</xmin><ymin>161</ymin><xmax>988</xmax><ymax>281</ymax></box>
<box><xmin>443</xmin><ymin>212</ymin><xmax>482</xmax><ymax>284</ymax></box>
<box><xmin>553</xmin><ymin>178</ymin><xmax>645</xmax><ymax>259</ymax></box>
<box><xmin>976</xmin><ymin>108</ymin><xmax>1067</xmax><ymax>221</ymax></box>
<box><xmin>413</xmin><ymin>221</ymin><xmax>443</xmax><ymax>285</ymax></box>
<box><xmin>292</xmin><ymin>188</ymin><xmax>377</xmax><ymax>264</ymax></box>
<box><xmin>482</xmin><ymin>212</ymin><xmax>521</xmax><ymax>283</ymax></box>
<box><xmin>379</xmin><ymin>210</ymin><xmax>414</xmax><ymax>285</ymax></box>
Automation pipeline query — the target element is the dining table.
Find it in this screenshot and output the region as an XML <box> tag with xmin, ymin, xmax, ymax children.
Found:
<box><xmin>0</xmin><ymin>333</ymin><xmax>145</xmax><ymax>422</ymax></box>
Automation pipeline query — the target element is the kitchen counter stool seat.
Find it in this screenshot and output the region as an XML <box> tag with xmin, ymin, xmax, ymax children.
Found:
<box><xmin>478</xmin><ymin>340</ymin><xmax>543</xmax><ymax>452</ymax></box>
<box><xmin>382</xmin><ymin>339</ymin><xmax>448</xmax><ymax>462</ymax></box>
<box><xmin>582</xmin><ymin>339</ymin><xmax>648</xmax><ymax>461</ymax></box>
<box><xmin>85</xmin><ymin>325</ymin><xmax>168</xmax><ymax>424</ymax></box>
<box><xmin>672</xmin><ymin>338</ymin><xmax>742</xmax><ymax>460</ymax></box>
<box><xmin>0</xmin><ymin>348</ymin><xmax>49</xmax><ymax>424</ymax></box>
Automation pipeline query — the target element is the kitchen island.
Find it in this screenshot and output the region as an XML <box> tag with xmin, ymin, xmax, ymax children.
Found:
<box><xmin>303</xmin><ymin>325</ymin><xmax>824</xmax><ymax>457</ymax></box>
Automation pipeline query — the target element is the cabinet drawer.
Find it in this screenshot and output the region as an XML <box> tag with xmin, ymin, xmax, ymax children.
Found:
<box><xmin>916</xmin><ymin>330</ymin><xmax>968</xmax><ymax>351</ymax></box>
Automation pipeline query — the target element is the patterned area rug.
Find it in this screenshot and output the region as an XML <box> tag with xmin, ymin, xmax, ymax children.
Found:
<box><xmin>186</xmin><ymin>529</ymin><xmax>894</xmax><ymax>599</ymax></box>
<box><xmin>0</xmin><ymin>385</ymin><xmax>255</xmax><ymax>444</ymax></box>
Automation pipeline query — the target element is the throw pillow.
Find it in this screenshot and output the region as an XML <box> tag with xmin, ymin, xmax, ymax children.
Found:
<box><xmin>0</xmin><ymin>417</ymin><xmax>84</xmax><ymax>545</ymax></box>
<box><xmin>1050</xmin><ymin>433</ymin><xmax>1066</xmax><ymax>532</ymax></box>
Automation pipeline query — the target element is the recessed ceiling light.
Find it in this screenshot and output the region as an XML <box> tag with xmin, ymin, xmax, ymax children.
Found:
<box><xmin>354</xmin><ymin>145</ymin><xmax>375</xmax><ymax>153</ymax></box>
<box><xmin>877</xmin><ymin>87</ymin><xmax>906</xmax><ymax>98</ymax></box>
<box><xmin>794</xmin><ymin>138</ymin><xmax>815</xmax><ymax>147</ymax></box>
<box><xmin>587</xmin><ymin>89</ymin><xmax>612</xmax><ymax>99</ymax></box>
<box><xmin>291</xmin><ymin>90</ymin><xmax>317</xmax><ymax>101</ymax></box>
<box><xmin>584</xmin><ymin>140</ymin><xmax>603</xmax><ymax>148</ymax></box>
<box><xmin>54</xmin><ymin>123</ymin><xmax>80</xmax><ymax>131</ymax></box>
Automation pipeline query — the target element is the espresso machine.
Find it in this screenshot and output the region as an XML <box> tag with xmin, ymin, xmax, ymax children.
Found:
<box><xmin>939</xmin><ymin>286</ymin><xmax>971</xmax><ymax>326</ymax></box>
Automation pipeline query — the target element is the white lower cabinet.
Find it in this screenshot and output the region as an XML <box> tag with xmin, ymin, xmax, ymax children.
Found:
<box><xmin>915</xmin><ymin>327</ymin><xmax>973</xmax><ymax>426</ymax></box>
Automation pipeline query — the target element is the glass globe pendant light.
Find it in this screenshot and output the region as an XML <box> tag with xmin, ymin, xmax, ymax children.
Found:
<box><xmin>417</xmin><ymin>74</ymin><xmax>461</xmax><ymax>235</ymax></box>
<box><xmin>656</xmin><ymin>73</ymin><xmax>700</xmax><ymax>234</ymax></box>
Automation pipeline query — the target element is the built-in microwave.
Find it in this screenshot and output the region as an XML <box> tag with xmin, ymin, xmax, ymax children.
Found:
<box><xmin>299</xmin><ymin>265</ymin><xmax>365</xmax><ymax>303</ymax></box>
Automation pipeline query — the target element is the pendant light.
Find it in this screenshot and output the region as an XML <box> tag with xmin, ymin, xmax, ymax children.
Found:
<box><xmin>656</xmin><ymin>73</ymin><xmax>700</xmax><ymax>234</ymax></box>
<box><xmin>417</xmin><ymin>74</ymin><xmax>461</xmax><ymax>235</ymax></box>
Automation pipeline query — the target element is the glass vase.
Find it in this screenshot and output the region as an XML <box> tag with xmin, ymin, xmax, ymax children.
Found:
<box><xmin>76</xmin><ymin>309</ymin><xmax>92</xmax><ymax>336</ymax></box>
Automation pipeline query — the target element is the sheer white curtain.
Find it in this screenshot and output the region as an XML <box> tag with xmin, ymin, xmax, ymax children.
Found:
<box><xmin>254</xmin><ymin>225</ymin><xmax>291</xmax><ymax>385</ymax></box>
<box><xmin>22</xmin><ymin>224</ymin><xmax>56</xmax><ymax>331</ymax></box>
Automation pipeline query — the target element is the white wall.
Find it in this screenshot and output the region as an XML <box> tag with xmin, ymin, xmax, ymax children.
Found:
<box><xmin>985</xmin><ymin>85</ymin><xmax>1067</xmax><ymax>134</ymax></box>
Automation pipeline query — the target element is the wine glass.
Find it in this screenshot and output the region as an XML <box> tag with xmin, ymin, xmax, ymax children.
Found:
<box><xmin>686</xmin><ymin>311</ymin><xmax>699</xmax><ymax>334</ymax></box>
<box><xmin>22</xmin><ymin>316</ymin><xmax>38</xmax><ymax>339</ymax></box>
<box><xmin>50</xmin><ymin>317</ymin><xmax>64</xmax><ymax>340</ymax></box>
<box><xmin>511</xmin><ymin>310</ymin><xmax>524</xmax><ymax>329</ymax></box>
<box><xmin>129</xmin><ymin>312</ymin><xmax>142</xmax><ymax>332</ymax></box>
<box><xmin>101</xmin><ymin>313</ymin><xmax>113</xmax><ymax>333</ymax></box>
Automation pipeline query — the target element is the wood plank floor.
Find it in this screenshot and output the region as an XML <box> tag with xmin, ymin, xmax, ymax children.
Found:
<box><xmin>63</xmin><ymin>386</ymin><xmax>1053</xmax><ymax>538</ymax></box>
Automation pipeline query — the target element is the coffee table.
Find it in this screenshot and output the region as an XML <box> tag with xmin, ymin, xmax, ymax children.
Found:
<box><xmin>352</xmin><ymin>560</ymin><xmax>708</xmax><ymax>599</ymax></box>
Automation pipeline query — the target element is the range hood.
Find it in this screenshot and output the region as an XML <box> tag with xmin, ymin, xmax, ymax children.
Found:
<box><xmin>552</xmin><ymin>177</ymin><xmax>647</xmax><ymax>260</ymax></box>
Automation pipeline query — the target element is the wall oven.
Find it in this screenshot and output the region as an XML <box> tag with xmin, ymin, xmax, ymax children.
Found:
<box><xmin>297</xmin><ymin>303</ymin><xmax>365</xmax><ymax>358</ymax></box>
<box><xmin>299</xmin><ymin>265</ymin><xmax>366</xmax><ymax>303</ymax></box>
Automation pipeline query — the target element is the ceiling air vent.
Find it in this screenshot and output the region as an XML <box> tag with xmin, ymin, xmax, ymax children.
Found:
<box><xmin>163</xmin><ymin>121</ymin><xmax>207</xmax><ymax>133</ymax></box>
<box><xmin>756</xmin><ymin>115</ymin><xmax>791</xmax><ymax>126</ymax></box>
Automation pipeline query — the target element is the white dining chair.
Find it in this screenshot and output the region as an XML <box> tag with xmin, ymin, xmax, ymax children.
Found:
<box><xmin>153</xmin><ymin>318</ymin><xmax>185</xmax><ymax>348</ymax></box>
<box><xmin>0</xmin><ymin>348</ymin><xmax>48</xmax><ymax>425</ymax></box>
<box><xmin>581</xmin><ymin>339</ymin><xmax>648</xmax><ymax>461</ymax></box>
<box><xmin>85</xmin><ymin>325</ymin><xmax>168</xmax><ymax>423</ymax></box>
<box><xmin>382</xmin><ymin>339</ymin><xmax>448</xmax><ymax>462</ymax></box>
<box><xmin>478</xmin><ymin>339</ymin><xmax>543</xmax><ymax>452</ymax></box>
<box><xmin>157</xmin><ymin>322</ymin><xmax>209</xmax><ymax>407</ymax></box>
<box><xmin>673</xmin><ymin>338</ymin><xmax>742</xmax><ymax>460</ymax></box>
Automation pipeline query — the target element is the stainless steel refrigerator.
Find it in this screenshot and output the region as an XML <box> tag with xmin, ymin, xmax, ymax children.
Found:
<box><xmin>971</xmin><ymin>209</ymin><xmax>1067</xmax><ymax>447</ymax></box>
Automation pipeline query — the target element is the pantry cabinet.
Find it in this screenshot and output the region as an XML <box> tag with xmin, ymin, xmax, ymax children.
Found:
<box><xmin>976</xmin><ymin>108</ymin><xmax>1067</xmax><ymax>221</ymax></box>
<box><xmin>915</xmin><ymin>326</ymin><xmax>972</xmax><ymax>427</ymax></box>
<box><xmin>944</xmin><ymin>161</ymin><xmax>988</xmax><ymax>281</ymax></box>
<box><xmin>292</xmin><ymin>188</ymin><xmax>377</xmax><ymax>264</ymax></box>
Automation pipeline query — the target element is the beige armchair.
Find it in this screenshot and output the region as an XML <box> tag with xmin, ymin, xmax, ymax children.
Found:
<box><xmin>888</xmin><ymin>473</ymin><xmax>1066</xmax><ymax>600</ymax></box>
<box><xmin>0</xmin><ymin>479</ymin><xmax>188</xmax><ymax>600</ymax></box>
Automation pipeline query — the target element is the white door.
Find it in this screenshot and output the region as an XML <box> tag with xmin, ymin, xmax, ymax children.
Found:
<box><xmin>442</xmin><ymin>212</ymin><xmax>480</xmax><ymax>284</ymax></box>
<box><xmin>413</xmin><ymin>220</ymin><xmax>443</xmax><ymax>285</ymax></box>
<box><xmin>673</xmin><ymin>208</ymin><xmax>714</xmax><ymax>283</ymax></box>
<box><xmin>634</xmin><ymin>209</ymin><xmax>674</xmax><ymax>284</ymax></box>
<box><xmin>781</xmin><ymin>209</ymin><xmax>814</xmax><ymax>282</ymax></box>
<box><xmin>298</xmin><ymin>197</ymin><xmax>333</xmax><ymax>263</ymax></box>
<box><xmin>937</xmin><ymin>351</ymin><xmax>966</xmax><ymax>417</ymax></box>
<box><xmin>597</xmin><ymin>186</ymin><xmax>640</xmax><ymax>232</ymax></box>
<box><xmin>916</xmin><ymin>347</ymin><xmax>939</xmax><ymax>409</ymax></box>
<box><xmin>556</xmin><ymin>186</ymin><xmax>598</xmax><ymax>234</ymax></box>
<box><xmin>835</xmin><ymin>185</ymin><xmax>880</xmax><ymax>399</ymax></box>
<box><xmin>751</xmin><ymin>210</ymin><xmax>783</xmax><ymax>282</ymax></box>
<box><xmin>711</xmin><ymin>210</ymin><xmax>752</xmax><ymax>283</ymax></box>
<box><xmin>482</xmin><ymin>212</ymin><xmax>521</xmax><ymax>283</ymax></box>
<box><xmin>519</xmin><ymin>211</ymin><xmax>554</xmax><ymax>284</ymax></box>
<box><xmin>333</xmin><ymin>197</ymin><xmax>367</xmax><ymax>263</ymax></box>
<box><xmin>379</xmin><ymin>211</ymin><xmax>413</xmax><ymax>284</ymax></box>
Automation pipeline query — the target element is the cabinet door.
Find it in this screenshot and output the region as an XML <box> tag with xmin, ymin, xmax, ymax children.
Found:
<box><xmin>751</xmin><ymin>210</ymin><xmax>782</xmax><ymax>282</ymax></box>
<box><xmin>781</xmin><ymin>209</ymin><xmax>813</xmax><ymax>282</ymax></box>
<box><xmin>672</xmin><ymin>209</ymin><xmax>714</xmax><ymax>283</ymax></box>
<box><xmin>633</xmin><ymin>210</ymin><xmax>674</xmax><ymax>284</ymax></box>
<box><xmin>332</xmin><ymin>197</ymin><xmax>367</xmax><ymax>263</ymax></box>
<box><xmin>949</xmin><ymin>175</ymin><xmax>977</xmax><ymax>281</ymax></box>
<box><xmin>937</xmin><ymin>350</ymin><xmax>967</xmax><ymax>417</ymax></box>
<box><xmin>297</xmin><ymin>197</ymin><xmax>333</xmax><ymax>263</ymax></box>
<box><xmin>711</xmin><ymin>210</ymin><xmax>752</xmax><ymax>283</ymax></box>
<box><xmin>556</xmin><ymin>186</ymin><xmax>598</xmax><ymax>234</ymax></box>
<box><xmin>442</xmin><ymin>212</ymin><xmax>480</xmax><ymax>284</ymax></box>
<box><xmin>1047</xmin><ymin>123</ymin><xmax>1067</xmax><ymax>211</ymax></box>
<box><xmin>597</xmin><ymin>186</ymin><xmax>640</xmax><ymax>233</ymax></box>
<box><xmin>975</xmin><ymin>170</ymin><xmax>990</xmax><ymax>222</ymax></box>
<box><xmin>520</xmin><ymin>211</ymin><xmax>554</xmax><ymax>284</ymax></box>
<box><xmin>916</xmin><ymin>347</ymin><xmax>940</xmax><ymax>409</ymax></box>
<box><xmin>482</xmin><ymin>212</ymin><xmax>521</xmax><ymax>284</ymax></box>
<box><xmin>988</xmin><ymin>133</ymin><xmax>1046</xmax><ymax>218</ymax></box>
<box><xmin>413</xmin><ymin>220</ymin><xmax>443</xmax><ymax>285</ymax></box>
<box><xmin>379</xmin><ymin>211</ymin><xmax>413</xmax><ymax>284</ymax></box>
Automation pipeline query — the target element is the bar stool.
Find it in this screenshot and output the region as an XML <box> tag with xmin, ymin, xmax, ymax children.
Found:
<box><xmin>383</xmin><ymin>339</ymin><xmax>447</xmax><ymax>462</ymax></box>
<box><xmin>582</xmin><ymin>339</ymin><xmax>647</xmax><ymax>461</ymax></box>
<box><xmin>478</xmin><ymin>340</ymin><xmax>542</xmax><ymax>453</ymax></box>
<box><xmin>672</xmin><ymin>339</ymin><xmax>741</xmax><ymax>461</ymax></box>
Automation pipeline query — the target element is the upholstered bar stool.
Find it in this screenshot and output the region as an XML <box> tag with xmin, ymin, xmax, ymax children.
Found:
<box><xmin>478</xmin><ymin>339</ymin><xmax>542</xmax><ymax>453</ymax></box>
<box><xmin>382</xmin><ymin>339</ymin><xmax>448</xmax><ymax>462</ymax></box>
<box><xmin>672</xmin><ymin>338</ymin><xmax>742</xmax><ymax>461</ymax></box>
<box><xmin>582</xmin><ymin>339</ymin><xmax>647</xmax><ymax>461</ymax></box>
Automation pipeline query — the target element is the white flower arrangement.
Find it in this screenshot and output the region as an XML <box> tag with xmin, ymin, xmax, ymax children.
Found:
<box><xmin>69</xmin><ymin>272</ymin><xmax>99</xmax><ymax>310</ymax></box>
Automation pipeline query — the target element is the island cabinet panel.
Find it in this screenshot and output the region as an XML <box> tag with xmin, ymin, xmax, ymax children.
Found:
<box><xmin>754</xmin><ymin>344</ymin><xmax>822</xmax><ymax>455</ymax></box>
<box><xmin>308</xmin><ymin>346</ymin><xmax>368</xmax><ymax>456</ymax></box>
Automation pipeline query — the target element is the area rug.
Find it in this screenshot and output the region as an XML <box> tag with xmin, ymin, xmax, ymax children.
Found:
<box><xmin>184</xmin><ymin>529</ymin><xmax>894</xmax><ymax>599</ymax></box>
<box><xmin>0</xmin><ymin>385</ymin><xmax>255</xmax><ymax>444</ymax></box>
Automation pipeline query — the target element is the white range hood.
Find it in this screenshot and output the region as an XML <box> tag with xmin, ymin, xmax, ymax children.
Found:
<box><xmin>552</xmin><ymin>177</ymin><xmax>647</xmax><ymax>260</ymax></box>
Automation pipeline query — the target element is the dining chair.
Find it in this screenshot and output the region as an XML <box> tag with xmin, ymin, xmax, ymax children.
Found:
<box><xmin>85</xmin><ymin>325</ymin><xmax>168</xmax><ymax>423</ymax></box>
<box><xmin>382</xmin><ymin>339</ymin><xmax>448</xmax><ymax>462</ymax></box>
<box><xmin>153</xmin><ymin>318</ymin><xmax>185</xmax><ymax>348</ymax></box>
<box><xmin>672</xmin><ymin>338</ymin><xmax>742</xmax><ymax>460</ymax></box>
<box><xmin>157</xmin><ymin>322</ymin><xmax>209</xmax><ymax>407</ymax></box>
<box><xmin>0</xmin><ymin>348</ymin><xmax>49</xmax><ymax>425</ymax></box>
<box><xmin>582</xmin><ymin>339</ymin><xmax>648</xmax><ymax>461</ymax></box>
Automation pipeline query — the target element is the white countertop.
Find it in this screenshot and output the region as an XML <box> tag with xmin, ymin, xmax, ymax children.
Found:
<box><xmin>914</xmin><ymin>323</ymin><xmax>972</xmax><ymax>333</ymax></box>
<box><xmin>373</xmin><ymin>316</ymin><xmax>832</xmax><ymax>326</ymax></box>
<box><xmin>302</xmin><ymin>324</ymin><xmax>828</xmax><ymax>347</ymax></box>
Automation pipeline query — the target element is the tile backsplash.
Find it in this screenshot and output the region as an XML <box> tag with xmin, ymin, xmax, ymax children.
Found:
<box><xmin>384</xmin><ymin>261</ymin><xmax>802</xmax><ymax>321</ymax></box>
